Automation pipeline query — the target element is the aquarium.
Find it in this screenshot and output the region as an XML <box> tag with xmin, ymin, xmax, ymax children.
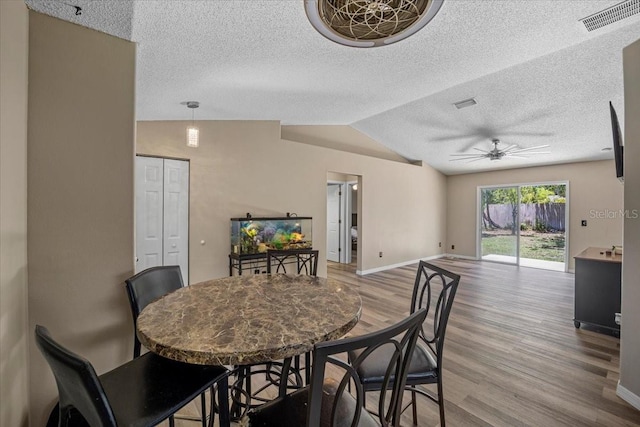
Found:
<box><xmin>230</xmin><ymin>216</ymin><xmax>313</xmax><ymax>255</ymax></box>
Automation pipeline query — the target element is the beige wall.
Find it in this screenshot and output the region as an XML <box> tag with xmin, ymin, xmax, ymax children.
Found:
<box><xmin>27</xmin><ymin>12</ymin><xmax>136</xmax><ymax>425</ymax></box>
<box><xmin>137</xmin><ymin>122</ymin><xmax>447</xmax><ymax>279</ymax></box>
<box><xmin>446</xmin><ymin>161</ymin><xmax>624</xmax><ymax>270</ymax></box>
<box><xmin>0</xmin><ymin>1</ymin><xmax>30</xmax><ymax>426</ymax></box>
<box><xmin>619</xmin><ymin>38</ymin><xmax>640</xmax><ymax>406</ymax></box>
<box><xmin>282</xmin><ymin>125</ymin><xmax>411</xmax><ymax>164</ymax></box>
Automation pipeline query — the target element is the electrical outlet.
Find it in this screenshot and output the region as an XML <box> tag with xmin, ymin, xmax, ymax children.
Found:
<box><xmin>451</xmin><ymin>245</ymin><xmax>455</xmax><ymax>250</ymax></box>
<box><xmin>379</xmin><ymin>251</ymin><xmax>383</xmax><ymax>258</ymax></box>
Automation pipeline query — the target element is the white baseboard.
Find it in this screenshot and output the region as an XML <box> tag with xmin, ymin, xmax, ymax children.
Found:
<box><xmin>617</xmin><ymin>382</ymin><xmax>640</xmax><ymax>410</ymax></box>
<box><xmin>443</xmin><ymin>253</ymin><xmax>478</xmax><ymax>260</ymax></box>
<box><xmin>357</xmin><ymin>254</ymin><xmax>444</xmax><ymax>276</ymax></box>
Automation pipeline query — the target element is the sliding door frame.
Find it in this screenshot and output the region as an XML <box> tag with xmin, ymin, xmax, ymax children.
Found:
<box><xmin>476</xmin><ymin>180</ymin><xmax>570</xmax><ymax>272</ymax></box>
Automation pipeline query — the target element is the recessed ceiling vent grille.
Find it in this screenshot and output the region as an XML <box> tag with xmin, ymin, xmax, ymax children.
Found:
<box><xmin>580</xmin><ymin>0</ymin><xmax>640</xmax><ymax>32</ymax></box>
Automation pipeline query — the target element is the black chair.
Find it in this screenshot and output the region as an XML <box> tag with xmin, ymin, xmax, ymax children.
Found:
<box><xmin>35</xmin><ymin>325</ymin><xmax>231</xmax><ymax>427</ymax></box>
<box><xmin>265</xmin><ymin>249</ymin><xmax>319</xmax><ymax>386</ymax></box>
<box><xmin>349</xmin><ymin>261</ymin><xmax>460</xmax><ymax>426</ymax></box>
<box><xmin>125</xmin><ymin>265</ymin><xmax>222</xmax><ymax>426</ymax></box>
<box><xmin>230</xmin><ymin>250</ymin><xmax>320</xmax><ymax>418</ymax></box>
<box><xmin>246</xmin><ymin>308</ymin><xmax>428</xmax><ymax>427</ymax></box>
<box><xmin>266</xmin><ymin>249</ymin><xmax>319</xmax><ymax>276</ymax></box>
<box><xmin>125</xmin><ymin>265</ymin><xmax>184</xmax><ymax>358</ymax></box>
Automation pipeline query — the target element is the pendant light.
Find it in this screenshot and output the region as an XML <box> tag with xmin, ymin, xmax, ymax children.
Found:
<box><xmin>186</xmin><ymin>101</ymin><xmax>200</xmax><ymax>148</ymax></box>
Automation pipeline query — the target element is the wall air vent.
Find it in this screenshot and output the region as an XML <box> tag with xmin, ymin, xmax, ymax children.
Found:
<box><xmin>580</xmin><ymin>0</ymin><xmax>640</xmax><ymax>32</ymax></box>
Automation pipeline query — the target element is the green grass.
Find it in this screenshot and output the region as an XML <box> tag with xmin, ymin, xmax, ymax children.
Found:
<box><xmin>481</xmin><ymin>233</ymin><xmax>565</xmax><ymax>262</ymax></box>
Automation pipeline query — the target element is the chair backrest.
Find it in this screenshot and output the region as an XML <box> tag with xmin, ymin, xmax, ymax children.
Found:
<box><xmin>266</xmin><ymin>249</ymin><xmax>319</xmax><ymax>276</ymax></box>
<box><xmin>125</xmin><ymin>265</ymin><xmax>184</xmax><ymax>357</ymax></box>
<box><xmin>307</xmin><ymin>308</ymin><xmax>428</xmax><ymax>427</ymax></box>
<box><xmin>410</xmin><ymin>261</ymin><xmax>460</xmax><ymax>369</ymax></box>
<box><xmin>35</xmin><ymin>325</ymin><xmax>117</xmax><ymax>427</ymax></box>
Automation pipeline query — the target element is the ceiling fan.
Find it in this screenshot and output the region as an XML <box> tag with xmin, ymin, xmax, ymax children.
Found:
<box><xmin>449</xmin><ymin>139</ymin><xmax>550</xmax><ymax>162</ymax></box>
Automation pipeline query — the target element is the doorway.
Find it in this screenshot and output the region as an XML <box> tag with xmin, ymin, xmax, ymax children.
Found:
<box><xmin>327</xmin><ymin>173</ymin><xmax>359</xmax><ymax>267</ymax></box>
<box><xmin>479</xmin><ymin>182</ymin><xmax>568</xmax><ymax>271</ymax></box>
<box><xmin>135</xmin><ymin>156</ymin><xmax>190</xmax><ymax>283</ymax></box>
<box><xmin>327</xmin><ymin>183</ymin><xmax>341</xmax><ymax>263</ymax></box>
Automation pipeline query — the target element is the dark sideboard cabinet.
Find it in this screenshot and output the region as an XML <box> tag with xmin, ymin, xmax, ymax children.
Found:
<box><xmin>574</xmin><ymin>247</ymin><xmax>621</xmax><ymax>335</ymax></box>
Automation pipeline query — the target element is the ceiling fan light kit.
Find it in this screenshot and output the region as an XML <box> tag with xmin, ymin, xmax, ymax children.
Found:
<box><xmin>450</xmin><ymin>139</ymin><xmax>551</xmax><ymax>162</ymax></box>
<box><xmin>304</xmin><ymin>0</ymin><xmax>444</xmax><ymax>47</ymax></box>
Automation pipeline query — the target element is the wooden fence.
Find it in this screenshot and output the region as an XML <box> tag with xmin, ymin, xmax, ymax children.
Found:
<box><xmin>485</xmin><ymin>203</ymin><xmax>565</xmax><ymax>231</ymax></box>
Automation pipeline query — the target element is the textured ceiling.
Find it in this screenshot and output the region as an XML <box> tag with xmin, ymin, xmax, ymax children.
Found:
<box><xmin>25</xmin><ymin>0</ymin><xmax>640</xmax><ymax>175</ymax></box>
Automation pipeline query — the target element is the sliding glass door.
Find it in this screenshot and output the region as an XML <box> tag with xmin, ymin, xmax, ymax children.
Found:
<box><xmin>480</xmin><ymin>186</ymin><xmax>519</xmax><ymax>265</ymax></box>
<box><xmin>479</xmin><ymin>183</ymin><xmax>567</xmax><ymax>271</ymax></box>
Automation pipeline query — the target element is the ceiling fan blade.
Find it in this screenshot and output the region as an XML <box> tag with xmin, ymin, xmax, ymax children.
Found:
<box><xmin>472</xmin><ymin>148</ymin><xmax>489</xmax><ymax>153</ymax></box>
<box><xmin>501</xmin><ymin>144</ymin><xmax>518</xmax><ymax>152</ymax></box>
<box><xmin>450</xmin><ymin>156</ymin><xmax>485</xmax><ymax>162</ymax></box>
<box><xmin>509</xmin><ymin>151</ymin><xmax>551</xmax><ymax>155</ymax></box>
<box><xmin>467</xmin><ymin>157</ymin><xmax>488</xmax><ymax>162</ymax></box>
<box><xmin>507</xmin><ymin>155</ymin><xmax>530</xmax><ymax>159</ymax></box>
<box><xmin>450</xmin><ymin>153</ymin><xmax>486</xmax><ymax>157</ymax></box>
<box><xmin>457</xmin><ymin>136</ymin><xmax>487</xmax><ymax>152</ymax></box>
<box><xmin>429</xmin><ymin>134</ymin><xmax>471</xmax><ymax>142</ymax></box>
<box><xmin>510</xmin><ymin>144</ymin><xmax>550</xmax><ymax>153</ymax></box>
<box><xmin>498</xmin><ymin>131</ymin><xmax>555</xmax><ymax>137</ymax></box>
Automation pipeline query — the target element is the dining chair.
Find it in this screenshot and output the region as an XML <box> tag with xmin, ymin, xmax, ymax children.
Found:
<box><xmin>266</xmin><ymin>249</ymin><xmax>319</xmax><ymax>385</ymax></box>
<box><xmin>348</xmin><ymin>261</ymin><xmax>460</xmax><ymax>426</ymax></box>
<box><xmin>231</xmin><ymin>250</ymin><xmax>320</xmax><ymax>418</ymax></box>
<box><xmin>125</xmin><ymin>265</ymin><xmax>184</xmax><ymax>358</ymax></box>
<box><xmin>246</xmin><ymin>308</ymin><xmax>428</xmax><ymax>427</ymax></box>
<box><xmin>35</xmin><ymin>325</ymin><xmax>231</xmax><ymax>427</ymax></box>
<box><xmin>125</xmin><ymin>265</ymin><xmax>219</xmax><ymax>426</ymax></box>
<box><xmin>266</xmin><ymin>249</ymin><xmax>319</xmax><ymax>276</ymax></box>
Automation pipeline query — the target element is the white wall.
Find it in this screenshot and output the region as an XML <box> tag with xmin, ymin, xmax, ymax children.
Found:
<box><xmin>0</xmin><ymin>1</ymin><xmax>29</xmax><ymax>426</ymax></box>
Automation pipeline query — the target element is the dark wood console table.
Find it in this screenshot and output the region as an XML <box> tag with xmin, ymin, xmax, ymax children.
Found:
<box><xmin>574</xmin><ymin>247</ymin><xmax>621</xmax><ymax>335</ymax></box>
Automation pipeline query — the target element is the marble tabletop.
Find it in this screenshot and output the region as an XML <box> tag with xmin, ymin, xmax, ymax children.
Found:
<box><xmin>136</xmin><ymin>274</ymin><xmax>362</xmax><ymax>366</ymax></box>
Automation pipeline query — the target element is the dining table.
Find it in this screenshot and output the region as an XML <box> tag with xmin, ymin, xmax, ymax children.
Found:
<box><xmin>135</xmin><ymin>273</ymin><xmax>362</xmax><ymax>422</ymax></box>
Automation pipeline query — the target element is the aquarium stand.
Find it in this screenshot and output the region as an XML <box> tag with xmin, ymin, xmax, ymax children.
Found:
<box><xmin>229</xmin><ymin>253</ymin><xmax>269</xmax><ymax>276</ymax></box>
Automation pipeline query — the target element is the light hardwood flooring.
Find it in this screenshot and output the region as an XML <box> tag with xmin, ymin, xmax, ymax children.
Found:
<box><xmin>176</xmin><ymin>258</ymin><xmax>639</xmax><ymax>426</ymax></box>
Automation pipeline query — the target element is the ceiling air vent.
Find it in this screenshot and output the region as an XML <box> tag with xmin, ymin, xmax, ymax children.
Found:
<box><xmin>580</xmin><ymin>0</ymin><xmax>640</xmax><ymax>32</ymax></box>
<box><xmin>453</xmin><ymin>97</ymin><xmax>477</xmax><ymax>109</ymax></box>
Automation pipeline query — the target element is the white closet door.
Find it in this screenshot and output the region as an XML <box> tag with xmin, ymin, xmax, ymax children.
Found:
<box><xmin>135</xmin><ymin>156</ymin><xmax>189</xmax><ymax>284</ymax></box>
<box><xmin>135</xmin><ymin>156</ymin><xmax>164</xmax><ymax>272</ymax></box>
<box><xmin>163</xmin><ymin>159</ymin><xmax>189</xmax><ymax>284</ymax></box>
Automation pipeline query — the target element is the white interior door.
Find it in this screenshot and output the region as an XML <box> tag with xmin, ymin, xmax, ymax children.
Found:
<box><xmin>135</xmin><ymin>156</ymin><xmax>189</xmax><ymax>283</ymax></box>
<box><xmin>135</xmin><ymin>156</ymin><xmax>163</xmax><ymax>272</ymax></box>
<box><xmin>163</xmin><ymin>159</ymin><xmax>189</xmax><ymax>283</ymax></box>
<box><xmin>327</xmin><ymin>184</ymin><xmax>341</xmax><ymax>262</ymax></box>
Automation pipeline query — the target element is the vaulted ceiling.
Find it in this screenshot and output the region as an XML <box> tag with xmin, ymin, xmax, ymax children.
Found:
<box><xmin>26</xmin><ymin>0</ymin><xmax>640</xmax><ymax>174</ymax></box>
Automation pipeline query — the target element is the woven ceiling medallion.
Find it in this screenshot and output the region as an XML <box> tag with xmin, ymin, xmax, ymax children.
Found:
<box><xmin>305</xmin><ymin>0</ymin><xmax>444</xmax><ymax>47</ymax></box>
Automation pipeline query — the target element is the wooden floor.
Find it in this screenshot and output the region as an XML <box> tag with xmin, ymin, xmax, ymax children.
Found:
<box><xmin>329</xmin><ymin>258</ymin><xmax>639</xmax><ymax>427</ymax></box>
<box><xmin>177</xmin><ymin>258</ymin><xmax>640</xmax><ymax>426</ymax></box>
